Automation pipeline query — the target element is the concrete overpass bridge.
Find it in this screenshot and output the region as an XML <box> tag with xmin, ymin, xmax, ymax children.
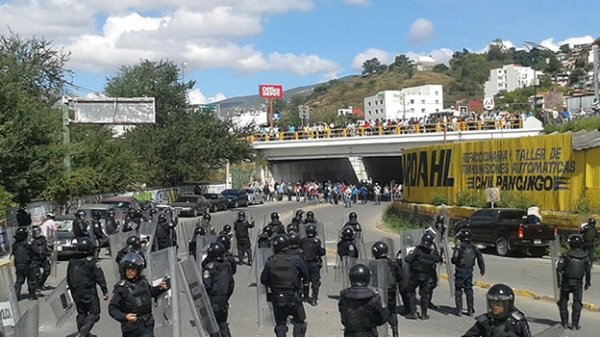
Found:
<box><xmin>249</xmin><ymin>117</ymin><xmax>544</xmax><ymax>183</ymax></box>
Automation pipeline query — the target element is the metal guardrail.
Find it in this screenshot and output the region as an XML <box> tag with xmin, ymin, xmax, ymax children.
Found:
<box><xmin>247</xmin><ymin>118</ymin><xmax>523</xmax><ymax>143</ymax></box>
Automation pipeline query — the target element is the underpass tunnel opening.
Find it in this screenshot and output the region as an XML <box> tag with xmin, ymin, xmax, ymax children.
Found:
<box><xmin>269</xmin><ymin>158</ymin><xmax>357</xmax><ymax>183</ymax></box>
<box><xmin>362</xmin><ymin>156</ymin><xmax>403</xmax><ymax>185</ymax></box>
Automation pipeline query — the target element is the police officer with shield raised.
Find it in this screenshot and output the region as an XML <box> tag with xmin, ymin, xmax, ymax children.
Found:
<box><xmin>451</xmin><ymin>229</ymin><xmax>485</xmax><ymax>317</ymax></box>
<box><xmin>300</xmin><ymin>224</ymin><xmax>325</xmax><ymax>306</ymax></box>
<box><xmin>233</xmin><ymin>211</ymin><xmax>255</xmax><ymax>265</ymax></box>
<box><xmin>67</xmin><ymin>237</ymin><xmax>109</xmax><ymax>337</ymax></box>
<box><xmin>202</xmin><ymin>242</ymin><xmax>235</xmax><ymax>337</ymax></box>
<box><xmin>556</xmin><ymin>234</ymin><xmax>591</xmax><ymax>330</ymax></box>
<box><xmin>261</xmin><ymin>234</ymin><xmax>309</xmax><ymax>337</ymax></box>
<box><xmin>189</xmin><ymin>225</ymin><xmax>207</xmax><ymax>259</ymax></box>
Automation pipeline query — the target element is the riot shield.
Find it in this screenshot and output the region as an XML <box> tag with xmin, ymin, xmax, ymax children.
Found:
<box><xmin>138</xmin><ymin>221</ymin><xmax>156</xmax><ymax>256</ymax></box>
<box><xmin>373</xmin><ymin>286</ymin><xmax>389</xmax><ymax>337</ymax></box>
<box><xmin>147</xmin><ymin>247</ymin><xmax>180</xmax><ymax>337</ymax></box>
<box><xmin>550</xmin><ymin>236</ymin><xmax>561</xmax><ymax>300</ymax></box>
<box><xmin>399</xmin><ymin>229</ymin><xmax>424</xmax><ymax>290</ymax></box>
<box><xmin>380</xmin><ymin>237</ymin><xmax>397</xmax><ymax>259</ymax></box>
<box><xmin>109</xmin><ymin>232</ymin><xmax>132</xmax><ymax>280</ymax></box>
<box><xmin>0</xmin><ymin>263</ymin><xmax>20</xmax><ymax>328</ymax></box>
<box><xmin>255</xmin><ymin>247</ymin><xmax>274</xmax><ymax>327</ymax></box>
<box><xmin>113</xmin><ymin>208</ymin><xmax>125</xmax><ymax>229</ymax></box>
<box><xmin>14</xmin><ymin>301</ymin><xmax>39</xmax><ymax>337</ymax></box>
<box><xmin>368</xmin><ymin>259</ymin><xmax>390</xmax><ymax>305</ymax></box>
<box><xmin>195</xmin><ymin>235</ymin><xmax>218</xmax><ymax>271</ymax></box>
<box><xmin>177</xmin><ymin>256</ymin><xmax>220</xmax><ymax>336</ymax></box>
<box><xmin>45</xmin><ymin>277</ymin><xmax>75</xmax><ymax>327</ymax></box>
<box><xmin>355</xmin><ymin>231</ymin><xmax>367</xmax><ymax>259</ymax></box>
<box><xmin>340</xmin><ymin>256</ymin><xmax>359</xmax><ymax>290</ymax></box>
<box><xmin>0</xmin><ymin>313</ymin><xmax>4</xmax><ymax>337</ymax></box>
<box><xmin>441</xmin><ymin>229</ymin><xmax>455</xmax><ymax>297</ymax></box>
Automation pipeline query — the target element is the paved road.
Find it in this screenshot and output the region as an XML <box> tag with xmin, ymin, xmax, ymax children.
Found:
<box><xmin>10</xmin><ymin>200</ymin><xmax>599</xmax><ymax>336</ymax></box>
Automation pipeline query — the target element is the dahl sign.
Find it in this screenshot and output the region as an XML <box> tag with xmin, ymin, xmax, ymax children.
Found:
<box><xmin>259</xmin><ymin>84</ymin><xmax>284</xmax><ymax>99</ymax></box>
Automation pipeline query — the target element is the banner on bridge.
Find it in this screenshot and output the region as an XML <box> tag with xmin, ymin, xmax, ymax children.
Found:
<box><xmin>400</xmin><ymin>133</ymin><xmax>600</xmax><ymax>211</ymax></box>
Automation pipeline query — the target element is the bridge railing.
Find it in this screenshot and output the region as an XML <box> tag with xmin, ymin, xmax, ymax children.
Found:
<box><xmin>246</xmin><ymin>118</ymin><xmax>523</xmax><ymax>143</ymax></box>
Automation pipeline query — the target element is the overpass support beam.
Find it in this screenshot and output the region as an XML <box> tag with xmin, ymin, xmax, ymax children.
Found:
<box><xmin>348</xmin><ymin>156</ymin><xmax>368</xmax><ymax>182</ymax></box>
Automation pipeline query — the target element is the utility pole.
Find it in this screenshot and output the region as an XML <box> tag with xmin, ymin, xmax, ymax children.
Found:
<box><xmin>61</xmin><ymin>96</ymin><xmax>71</xmax><ymax>179</ymax></box>
<box><xmin>593</xmin><ymin>45</ymin><xmax>599</xmax><ymax>103</ymax></box>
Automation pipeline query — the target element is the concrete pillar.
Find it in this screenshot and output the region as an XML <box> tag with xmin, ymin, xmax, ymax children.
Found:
<box><xmin>348</xmin><ymin>156</ymin><xmax>368</xmax><ymax>181</ymax></box>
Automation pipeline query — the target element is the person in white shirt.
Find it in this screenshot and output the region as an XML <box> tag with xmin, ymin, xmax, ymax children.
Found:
<box><xmin>40</xmin><ymin>213</ymin><xmax>58</xmax><ymax>239</ymax></box>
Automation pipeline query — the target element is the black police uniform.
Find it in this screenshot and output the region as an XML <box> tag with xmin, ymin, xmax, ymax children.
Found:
<box><xmin>31</xmin><ymin>234</ymin><xmax>51</xmax><ymax>289</ymax></box>
<box><xmin>122</xmin><ymin>219</ymin><xmax>138</xmax><ymax>233</ymax></box>
<box><xmin>556</xmin><ymin>247</ymin><xmax>591</xmax><ymax>329</ymax></box>
<box><xmin>342</xmin><ymin>220</ymin><xmax>362</xmax><ymax>233</ymax></box>
<box><xmin>463</xmin><ymin>310</ymin><xmax>531</xmax><ymax>337</ymax></box>
<box><xmin>300</xmin><ymin>236</ymin><xmax>326</xmax><ymax>304</ymax></box>
<box><xmin>257</xmin><ymin>231</ymin><xmax>272</xmax><ymax>249</ymax></box>
<box><xmin>337</xmin><ymin>238</ymin><xmax>359</xmax><ymax>259</ymax></box>
<box><xmin>91</xmin><ymin>219</ymin><xmax>107</xmax><ymax>258</ymax></box>
<box><xmin>233</xmin><ymin>218</ymin><xmax>255</xmax><ymax>264</ymax></box>
<box><xmin>12</xmin><ymin>235</ymin><xmax>37</xmax><ymax>300</ymax></box>
<box><xmin>73</xmin><ymin>217</ymin><xmax>89</xmax><ymax>238</ymax></box>
<box><xmin>108</xmin><ymin>276</ymin><xmax>166</xmax><ymax>337</ymax></box>
<box><xmin>581</xmin><ymin>223</ymin><xmax>596</xmax><ymax>262</ymax></box>
<box><xmin>394</xmin><ymin>257</ymin><xmax>410</xmax><ymax>314</ymax></box>
<box><xmin>338</xmin><ymin>286</ymin><xmax>390</xmax><ymax>337</ymax></box>
<box><xmin>105</xmin><ymin>216</ymin><xmax>119</xmax><ymax>236</ymax></box>
<box><xmin>67</xmin><ymin>255</ymin><xmax>109</xmax><ymax>336</ymax></box>
<box><xmin>451</xmin><ymin>241</ymin><xmax>485</xmax><ymax>315</ymax></box>
<box><xmin>404</xmin><ymin>244</ymin><xmax>442</xmax><ymax>318</ymax></box>
<box><xmin>376</xmin><ymin>256</ymin><xmax>403</xmax><ymax>333</ymax></box>
<box><xmin>261</xmin><ymin>251</ymin><xmax>309</xmax><ymax>337</ymax></box>
<box><xmin>189</xmin><ymin>227</ymin><xmax>207</xmax><ymax>259</ymax></box>
<box><xmin>268</xmin><ymin>220</ymin><xmax>286</xmax><ymax>236</ymax></box>
<box><xmin>155</xmin><ymin>220</ymin><xmax>177</xmax><ymax>251</ymax></box>
<box><xmin>202</xmin><ymin>256</ymin><xmax>235</xmax><ymax>336</ymax></box>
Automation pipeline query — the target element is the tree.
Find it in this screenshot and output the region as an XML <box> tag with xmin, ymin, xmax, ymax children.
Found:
<box><xmin>486</xmin><ymin>39</ymin><xmax>506</xmax><ymax>61</ymax></box>
<box><xmin>390</xmin><ymin>54</ymin><xmax>415</xmax><ymax>78</ymax></box>
<box><xmin>362</xmin><ymin>58</ymin><xmax>383</xmax><ymax>76</ymax></box>
<box><xmin>433</xmin><ymin>64</ymin><xmax>449</xmax><ymax>73</ymax></box>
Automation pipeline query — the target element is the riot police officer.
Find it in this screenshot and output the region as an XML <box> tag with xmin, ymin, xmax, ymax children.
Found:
<box><xmin>200</xmin><ymin>213</ymin><xmax>216</xmax><ymax>235</ymax></box>
<box><xmin>219</xmin><ymin>224</ymin><xmax>233</xmax><ymax>239</ymax></box>
<box><xmin>299</xmin><ymin>224</ymin><xmax>325</xmax><ymax>306</ymax></box>
<box><xmin>451</xmin><ymin>229</ymin><xmax>485</xmax><ymax>317</ymax></box>
<box><xmin>268</xmin><ymin>212</ymin><xmax>286</xmax><ymax>235</ymax></box>
<box><xmin>342</xmin><ymin>212</ymin><xmax>362</xmax><ymax>233</ymax></box>
<box><xmin>287</xmin><ymin>215</ymin><xmax>301</xmax><ymax>235</ymax></box>
<box><xmin>202</xmin><ymin>242</ymin><xmax>235</xmax><ymax>337</ymax></box>
<box><xmin>108</xmin><ymin>252</ymin><xmax>170</xmax><ymax>337</ymax></box>
<box><xmin>12</xmin><ymin>227</ymin><xmax>37</xmax><ymax>300</ymax></box>
<box><xmin>463</xmin><ymin>284</ymin><xmax>531</xmax><ymax>337</ymax></box>
<box><xmin>233</xmin><ymin>211</ymin><xmax>255</xmax><ymax>265</ymax></box>
<box><xmin>258</xmin><ymin>225</ymin><xmax>273</xmax><ymax>249</ymax></box>
<box><xmin>30</xmin><ymin>225</ymin><xmax>52</xmax><ymax>290</ymax></box>
<box><xmin>395</xmin><ymin>250</ymin><xmax>411</xmax><ymax>315</ymax></box>
<box><xmin>91</xmin><ymin>211</ymin><xmax>107</xmax><ymax>258</ymax></box>
<box><xmin>288</xmin><ymin>233</ymin><xmax>307</xmax><ymax>302</ymax></box>
<box><xmin>557</xmin><ymin>234</ymin><xmax>592</xmax><ymax>330</ymax></box>
<box><xmin>338</xmin><ymin>263</ymin><xmax>390</xmax><ymax>337</ymax></box>
<box><xmin>304</xmin><ymin>211</ymin><xmax>317</xmax><ymax>225</ymax></box>
<box><xmin>404</xmin><ymin>232</ymin><xmax>442</xmax><ymax>320</ymax></box>
<box><xmin>261</xmin><ymin>234</ymin><xmax>309</xmax><ymax>337</ymax></box>
<box><xmin>116</xmin><ymin>235</ymin><xmax>147</xmax><ymax>269</ymax></box>
<box><xmin>372</xmin><ymin>241</ymin><xmax>402</xmax><ymax>336</ymax></box>
<box><xmin>216</xmin><ymin>234</ymin><xmax>237</xmax><ymax>276</ymax></box>
<box><xmin>155</xmin><ymin>214</ymin><xmax>177</xmax><ymax>251</ymax></box>
<box><xmin>106</xmin><ymin>209</ymin><xmax>119</xmax><ymax>236</ymax></box>
<box><xmin>580</xmin><ymin>218</ymin><xmax>596</xmax><ymax>262</ymax></box>
<box><xmin>67</xmin><ymin>237</ymin><xmax>109</xmax><ymax>337</ymax></box>
<box><xmin>189</xmin><ymin>224</ymin><xmax>207</xmax><ymax>259</ymax></box>
<box><xmin>73</xmin><ymin>210</ymin><xmax>89</xmax><ymax>239</ymax></box>
<box><xmin>337</xmin><ymin>228</ymin><xmax>359</xmax><ymax>259</ymax></box>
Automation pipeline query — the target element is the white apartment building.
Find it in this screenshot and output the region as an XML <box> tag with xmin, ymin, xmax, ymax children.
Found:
<box><xmin>363</xmin><ymin>84</ymin><xmax>443</xmax><ymax>121</ymax></box>
<box><xmin>484</xmin><ymin>64</ymin><xmax>541</xmax><ymax>99</ymax></box>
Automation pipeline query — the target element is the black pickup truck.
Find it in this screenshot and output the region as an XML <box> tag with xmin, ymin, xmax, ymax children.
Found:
<box><xmin>453</xmin><ymin>208</ymin><xmax>556</xmax><ymax>257</ymax></box>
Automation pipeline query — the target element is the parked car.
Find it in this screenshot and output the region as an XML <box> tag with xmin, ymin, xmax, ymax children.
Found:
<box><xmin>99</xmin><ymin>196</ymin><xmax>142</xmax><ymax>211</ymax></box>
<box><xmin>242</xmin><ymin>188</ymin><xmax>265</xmax><ymax>205</ymax></box>
<box><xmin>453</xmin><ymin>208</ymin><xmax>556</xmax><ymax>257</ymax></box>
<box><xmin>202</xmin><ymin>193</ymin><xmax>228</xmax><ymax>212</ymax></box>
<box><xmin>54</xmin><ymin>214</ymin><xmax>80</xmax><ymax>261</ymax></box>
<box><xmin>220</xmin><ymin>189</ymin><xmax>249</xmax><ymax>208</ymax></box>
<box><xmin>170</xmin><ymin>195</ymin><xmax>210</xmax><ymax>217</ymax></box>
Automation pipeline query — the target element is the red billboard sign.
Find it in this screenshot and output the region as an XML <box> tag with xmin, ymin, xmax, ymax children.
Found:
<box><xmin>259</xmin><ymin>84</ymin><xmax>284</xmax><ymax>99</ymax></box>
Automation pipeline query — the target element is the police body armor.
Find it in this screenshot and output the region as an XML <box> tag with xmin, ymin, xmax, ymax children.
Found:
<box><xmin>382</xmin><ymin>258</ymin><xmax>398</xmax><ymax>287</ymax></box>
<box><xmin>562</xmin><ymin>251</ymin><xmax>587</xmax><ymax>287</ymax></box>
<box><xmin>106</xmin><ymin>218</ymin><xmax>118</xmax><ymax>235</ymax></box>
<box><xmin>13</xmin><ymin>241</ymin><xmax>33</xmax><ymax>267</ymax></box>
<box><xmin>234</xmin><ymin>221</ymin><xmax>250</xmax><ymax>239</ymax></box>
<box><xmin>73</xmin><ymin>219</ymin><xmax>89</xmax><ymax>238</ymax></box>
<box><xmin>257</xmin><ymin>234</ymin><xmax>271</xmax><ymax>248</ymax></box>
<box><xmin>475</xmin><ymin>311</ymin><xmax>526</xmax><ymax>337</ymax></box>
<box><xmin>457</xmin><ymin>243</ymin><xmax>477</xmax><ymax>269</ymax></box>
<box><xmin>121</xmin><ymin>279</ymin><xmax>154</xmax><ymax>316</ymax></box>
<box><xmin>269</xmin><ymin>254</ymin><xmax>299</xmax><ymax>289</ymax></box>
<box><xmin>269</xmin><ymin>221</ymin><xmax>285</xmax><ymax>236</ymax></box>
<box><xmin>582</xmin><ymin>226</ymin><xmax>596</xmax><ymax>243</ymax></box>
<box><xmin>339</xmin><ymin>287</ymin><xmax>382</xmax><ymax>336</ymax></box>
<box><xmin>68</xmin><ymin>257</ymin><xmax>97</xmax><ymax>291</ymax></box>
<box><xmin>302</xmin><ymin>238</ymin><xmax>322</xmax><ymax>262</ymax></box>
<box><xmin>410</xmin><ymin>246</ymin><xmax>438</xmax><ymax>275</ymax></box>
<box><xmin>203</xmin><ymin>260</ymin><xmax>233</xmax><ymax>311</ymax></box>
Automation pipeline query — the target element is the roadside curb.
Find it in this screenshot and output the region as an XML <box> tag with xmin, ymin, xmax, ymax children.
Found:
<box><xmin>439</xmin><ymin>273</ymin><xmax>600</xmax><ymax>312</ymax></box>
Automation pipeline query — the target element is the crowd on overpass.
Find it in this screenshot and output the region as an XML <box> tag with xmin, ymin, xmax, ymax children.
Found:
<box><xmin>253</xmin><ymin>111</ymin><xmax>524</xmax><ymax>141</ymax></box>
<box><xmin>245</xmin><ymin>178</ymin><xmax>403</xmax><ymax>206</ymax></box>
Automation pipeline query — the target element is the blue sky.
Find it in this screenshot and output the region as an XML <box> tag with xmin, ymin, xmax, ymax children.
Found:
<box><xmin>0</xmin><ymin>0</ymin><xmax>597</xmax><ymax>103</ymax></box>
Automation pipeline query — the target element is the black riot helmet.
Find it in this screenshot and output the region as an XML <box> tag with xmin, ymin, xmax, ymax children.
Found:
<box><xmin>108</xmin><ymin>209</ymin><xmax>115</xmax><ymax>217</ymax></box>
<box><xmin>420</xmin><ymin>232</ymin><xmax>435</xmax><ymax>248</ymax></box>
<box><xmin>120</xmin><ymin>252</ymin><xmax>145</xmax><ymax>278</ymax></box>
<box><xmin>14</xmin><ymin>227</ymin><xmax>28</xmax><ymax>241</ymax></box>
<box><xmin>486</xmin><ymin>284</ymin><xmax>515</xmax><ymax>319</ymax></box>
<box><xmin>126</xmin><ymin>235</ymin><xmax>141</xmax><ymax>250</ymax></box>
<box><xmin>271</xmin><ymin>212</ymin><xmax>279</xmax><ymax>221</ymax></box>
<box><xmin>305</xmin><ymin>224</ymin><xmax>317</xmax><ymax>237</ymax></box>
<box><xmin>458</xmin><ymin>229</ymin><xmax>472</xmax><ymax>242</ymax></box>
<box><xmin>287</xmin><ymin>223</ymin><xmax>299</xmax><ymax>234</ymax></box>
<box><xmin>203</xmin><ymin>213</ymin><xmax>211</xmax><ymax>221</ymax></box>
<box><xmin>568</xmin><ymin>234</ymin><xmax>584</xmax><ymax>249</ymax></box>
<box><xmin>216</xmin><ymin>234</ymin><xmax>231</xmax><ymax>251</ymax></box>
<box><xmin>194</xmin><ymin>226</ymin><xmax>207</xmax><ymax>237</ymax></box>
<box><xmin>288</xmin><ymin>233</ymin><xmax>301</xmax><ymax>248</ymax></box>
<box><xmin>349</xmin><ymin>212</ymin><xmax>357</xmax><ymax>221</ymax></box>
<box><xmin>436</xmin><ymin>214</ymin><xmax>445</xmax><ymax>223</ymax></box>
<box><xmin>305</xmin><ymin>211</ymin><xmax>315</xmax><ymax>222</ymax></box>
<box><xmin>341</xmin><ymin>227</ymin><xmax>355</xmax><ymax>240</ymax></box>
<box><xmin>150</xmin><ymin>208</ymin><xmax>158</xmax><ymax>215</ymax></box>
<box><xmin>272</xmin><ymin>234</ymin><xmax>289</xmax><ymax>253</ymax></box>
<box><xmin>588</xmin><ymin>218</ymin><xmax>596</xmax><ymax>226</ymax></box>
<box><xmin>158</xmin><ymin>214</ymin><xmax>167</xmax><ymax>223</ymax></box>
<box><xmin>92</xmin><ymin>210</ymin><xmax>102</xmax><ymax>220</ymax></box>
<box><xmin>349</xmin><ymin>263</ymin><xmax>371</xmax><ymax>287</ymax></box>
<box><xmin>295</xmin><ymin>210</ymin><xmax>304</xmax><ymax>218</ymax></box>
<box><xmin>263</xmin><ymin>225</ymin><xmax>273</xmax><ymax>237</ymax></box>
<box><xmin>77</xmin><ymin>237</ymin><xmax>94</xmax><ymax>255</ymax></box>
<box><xmin>395</xmin><ymin>249</ymin><xmax>403</xmax><ymax>261</ymax></box>
<box><xmin>32</xmin><ymin>226</ymin><xmax>42</xmax><ymax>238</ymax></box>
<box><xmin>207</xmin><ymin>242</ymin><xmax>226</xmax><ymax>259</ymax></box>
<box><xmin>127</xmin><ymin>208</ymin><xmax>135</xmax><ymax>217</ymax></box>
<box><xmin>222</xmin><ymin>224</ymin><xmax>232</xmax><ymax>233</ymax></box>
<box><xmin>371</xmin><ymin>241</ymin><xmax>389</xmax><ymax>259</ymax></box>
<box><xmin>135</xmin><ymin>209</ymin><xmax>143</xmax><ymax>218</ymax></box>
<box><xmin>237</xmin><ymin>211</ymin><xmax>246</xmax><ymax>221</ymax></box>
<box><xmin>76</xmin><ymin>210</ymin><xmax>86</xmax><ymax>218</ymax></box>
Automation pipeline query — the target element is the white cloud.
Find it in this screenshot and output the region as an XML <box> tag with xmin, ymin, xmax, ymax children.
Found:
<box><xmin>343</xmin><ymin>0</ymin><xmax>368</xmax><ymax>6</ymax></box>
<box><xmin>187</xmin><ymin>88</ymin><xmax>226</xmax><ymax>105</ymax></box>
<box><xmin>405</xmin><ymin>48</ymin><xmax>453</xmax><ymax>66</ymax></box>
<box><xmin>408</xmin><ymin>18</ymin><xmax>433</xmax><ymax>43</ymax></box>
<box><xmin>352</xmin><ymin>48</ymin><xmax>392</xmax><ymax>70</ymax></box>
